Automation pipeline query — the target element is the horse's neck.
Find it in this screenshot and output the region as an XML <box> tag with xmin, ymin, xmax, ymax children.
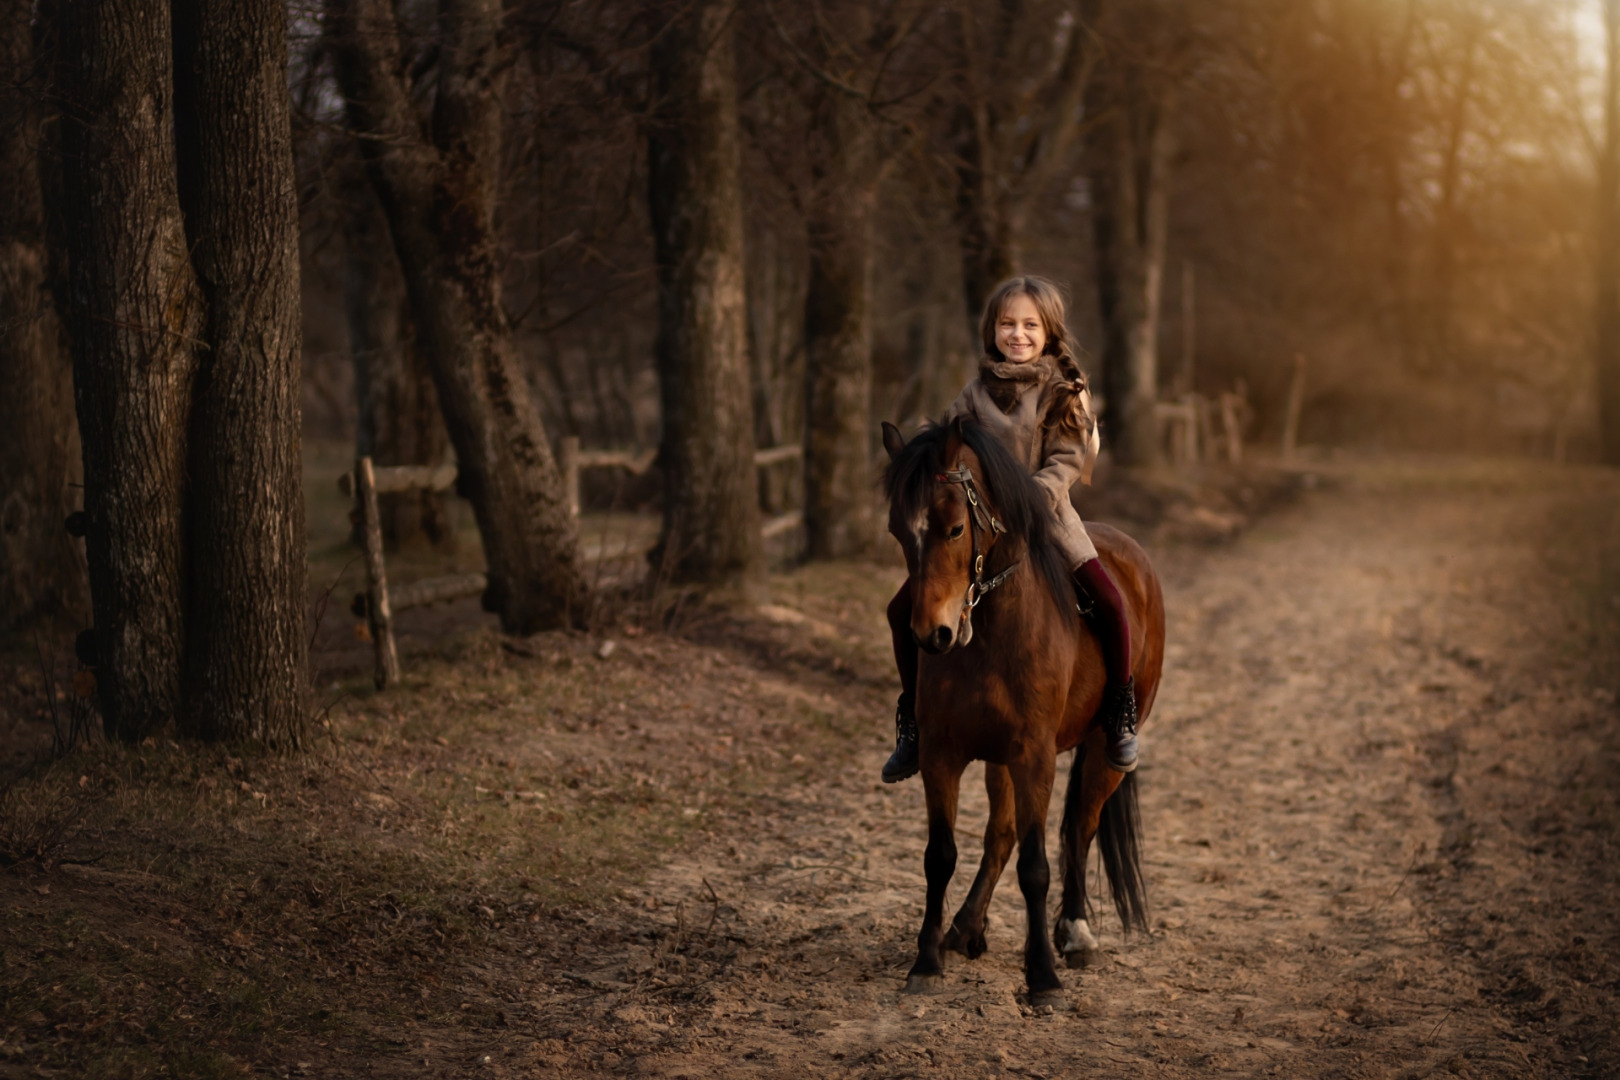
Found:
<box><xmin>975</xmin><ymin>547</ymin><xmax>1070</xmax><ymax>646</ymax></box>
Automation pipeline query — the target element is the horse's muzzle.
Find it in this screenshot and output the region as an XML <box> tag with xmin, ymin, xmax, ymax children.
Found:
<box><xmin>915</xmin><ymin>624</ymin><xmax>955</xmax><ymax>654</ymax></box>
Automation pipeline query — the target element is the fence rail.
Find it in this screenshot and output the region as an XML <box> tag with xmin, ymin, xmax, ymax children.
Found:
<box><xmin>1154</xmin><ymin>386</ymin><xmax>1252</xmax><ymax>467</ymax></box>
<box><xmin>341</xmin><ymin>439</ymin><xmax>808</xmax><ymax>687</ymax></box>
<box><xmin>557</xmin><ymin>435</ymin><xmax>804</xmax><ymax>538</ymax></box>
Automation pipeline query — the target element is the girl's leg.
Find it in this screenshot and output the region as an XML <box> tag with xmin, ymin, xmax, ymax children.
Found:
<box><xmin>884</xmin><ymin>582</ymin><xmax>920</xmax><ymax>783</ymax></box>
<box><xmin>1074</xmin><ymin>558</ymin><xmax>1139</xmax><ymax>772</ymax></box>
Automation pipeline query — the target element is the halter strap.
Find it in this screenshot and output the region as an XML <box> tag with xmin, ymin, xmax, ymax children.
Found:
<box><xmin>936</xmin><ymin>464</ymin><xmax>1018</xmax><ymax>635</ymax></box>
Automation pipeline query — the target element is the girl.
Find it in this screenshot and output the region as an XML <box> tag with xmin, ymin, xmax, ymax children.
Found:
<box><xmin>883</xmin><ymin>275</ymin><xmax>1140</xmax><ymax>781</ymax></box>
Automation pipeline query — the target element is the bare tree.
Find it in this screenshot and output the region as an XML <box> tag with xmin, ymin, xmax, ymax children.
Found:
<box><xmin>340</xmin><ymin>161</ymin><xmax>453</xmax><ymax>550</ymax></box>
<box><xmin>1599</xmin><ymin>0</ymin><xmax>1620</xmax><ymax>465</ymax></box>
<box><xmin>325</xmin><ymin>0</ymin><xmax>586</xmax><ymax>630</ymax></box>
<box><xmin>1086</xmin><ymin>1</ymin><xmax>1183</xmax><ymax>468</ymax></box>
<box><xmin>646</xmin><ymin>0</ymin><xmax>761</xmax><ymax>584</ymax></box>
<box><xmin>170</xmin><ymin>0</ymin><xmax>310</xmax><ymax>744</ymax></box>
<box><xmin>0</xmin><ymin>0</ymin><xmax>87</xmax><ymax>634</ymax></box>
<box><xmin>1423</xmin><ymin>4</ymin><xmax>1485</xmax><ymax>371</ymax></box>
<box><xmin>949</xmin><ymin>0</ymin><xmax>1097</xmax><ymax>325</ymax></box>
<box><xmin>52</xmin><ymin>0</ymin><xmax>203</xmax><ymax>740</ymax></box>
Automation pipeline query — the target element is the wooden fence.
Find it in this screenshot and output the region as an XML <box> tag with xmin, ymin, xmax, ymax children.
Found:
<box><xmin>556</xmin><ymin>435</ymin><xmax>805</xmax><ymax>539</ymax></box>
<box><xmin>1153</xmin><ymin>387</ymin><xmax>1253</xmax><ymax>467</ymax></box>
<box><xmin>340</xmin><ymin>439</ymin><xmax>806</xmax><ymax>689</ymax></box>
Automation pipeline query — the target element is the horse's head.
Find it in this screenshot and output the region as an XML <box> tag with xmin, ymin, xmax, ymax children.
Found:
<box><xmin>882</xmin><ymin>419</ymin><xmax>1022</xmax><ymax>654</ymax></box>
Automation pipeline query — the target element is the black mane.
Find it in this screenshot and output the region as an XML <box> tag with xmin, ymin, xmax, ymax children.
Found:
<box><xmin>883</xmin><ymin>418</ymin><xmax>1078</xmax><ymax>620</ymax></box>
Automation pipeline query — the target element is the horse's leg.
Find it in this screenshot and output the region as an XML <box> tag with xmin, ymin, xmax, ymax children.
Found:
<box><xmin>943</xmin><ymin>763</ymin><xmax>1016</xmax><ymax>959</ymax></box>
<box><xmin>1056</xmin><ymin>735</ymin><xmax>1123</xmax><ymax>969</ymax></box>
<box><xmin>905</xmin><ymin>757</ymin><xmax>963</xmax><ymax>994</ymax></box>
<box><xmin>1010</xmin><ymin>747</ymin><xmax>1064</xmax><ymax>1005</ymax></box>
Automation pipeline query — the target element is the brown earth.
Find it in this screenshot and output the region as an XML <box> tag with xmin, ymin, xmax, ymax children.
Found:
<box><xmin>2</xmin><ymin>456</ymin><xmax>1617</xmax><ymax>1079</ymax></box>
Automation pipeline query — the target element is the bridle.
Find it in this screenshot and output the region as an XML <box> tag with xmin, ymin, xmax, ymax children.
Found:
<box><xmin>937</xmin><ymin>464</ymin><xmax>1021</xmax><ymax>644</ymax></box>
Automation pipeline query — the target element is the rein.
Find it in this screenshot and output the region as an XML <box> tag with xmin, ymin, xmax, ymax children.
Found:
<box><xmin>937</xmin><ymin>465</ymin><xmax>1020</xmax><ymax>643</ymax></box>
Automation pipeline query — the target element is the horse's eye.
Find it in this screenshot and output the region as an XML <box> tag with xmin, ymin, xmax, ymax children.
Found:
<box><xmin>948</xmin><ymin>524</ymin><xmax>965</xmax><ymax>540</ymax></box>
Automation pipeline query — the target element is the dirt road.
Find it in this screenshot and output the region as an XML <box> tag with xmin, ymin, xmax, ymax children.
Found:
<box><xmin>6</xmin><ymin>459</ymin><xmax>1617</xmax><ymax>1080</ymax></box>
<box><xmin>522</xmin><ymin>461</ymin><xmax>1620</xmax><ymax>1080</ymax></box>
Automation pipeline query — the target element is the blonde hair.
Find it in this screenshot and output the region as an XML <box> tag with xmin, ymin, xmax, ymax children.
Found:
<box><xmin>979</xmin><ymin>275</ymin><xmax>1085</xmax><ymax>381</ymax></box>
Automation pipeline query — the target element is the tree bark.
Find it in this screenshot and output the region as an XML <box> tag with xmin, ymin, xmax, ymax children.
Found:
<box><xmin>1087</xmin><ymin>61</ymin><xmax>1174</xmax><ymax>468</ymax></box>
<box><xmin>803</xmin><ymin>89</ymin><xmax>878</xmax><ymax>559</ymax></box>
<box><xmin>0</xmin><ymin>0</ymin><xmax>88</xmax><ymax>634</ymax></box>
<box><xmin>326</xmin><ymin>0</ymin><xmax>585</xmax><ymax>630</ymax></box>
<box><xmin>52</xmin><ymin>0</ymin><xmax>203</xmax><ymax>740</ymax></box>
<box><xmin>950</xmin><ymin>1</ymin><xmax>1094</xmax><ymax>326</ymax></box>
<box><xmin>1598</xmin><ymin>0</ymin><xmax>1620</xmax><ymax>466</ymax></box>
<box><xmin>341</xmin><ymin>162</ymin><xmax>453</xmax><ymax>551</ymax></box>
<box><xmin>953</xmin><ymin>117</ymin><xmax>1020</xmax><ymax>328</ymax></box>
<box><xmin>646</xmin><ymin>0</ymin><xmax>761</xmax><ymax>584</ymax></box>
<box><xmin>169</xmin><ymin>0</ymin><xmax>308</xmax><ymax>745</ymax></box>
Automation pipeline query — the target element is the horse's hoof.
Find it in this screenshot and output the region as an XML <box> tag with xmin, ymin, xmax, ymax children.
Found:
<box><xmin>1063</xmin><ymin>945</ymin><xmax>1102</xmax><ymax>969</ymax></box>
<box><xmin>1028</xmin><ymin>988</ymin><xmax>1068</xmax><ymax>1012</ymax></box>
<box><xmin>943</xmin><ymin>926</ymin><xmax>988</xmax><ymax>959</ymax></box>
<box><xmin>904</xmin><ymin>973</ymin><xmax>945</xmax><ymax>995</ymax></box>
<box><xmin>1055</xmin><ymin>918</ymin><xmax>1101</xmax><ymax>970</ymax></box>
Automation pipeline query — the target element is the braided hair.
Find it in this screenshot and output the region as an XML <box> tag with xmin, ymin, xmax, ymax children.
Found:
<box><xmin>978</xmin><ymin>276</ymin><xmax>1097</xmax><ymax>454</ymax></box>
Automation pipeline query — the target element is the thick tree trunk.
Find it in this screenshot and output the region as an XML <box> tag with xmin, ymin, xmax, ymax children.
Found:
<box><xmin>1598</xmin><ymin>0</ymin><xmax>1620</xmax><ymax>466</ymax></box>
<box><xmin>326</xmin><ymin>0</ymin><xmax>585</xmax><ymax>631</ymax></box>
<box><xmin>52</xmin><ymin>0</ymin><xmax>203</xmax><ymax>740</ymax></box>
<box><xmin>169</xmin><ymin>0</ymin><xmax>308</xmax><ymax>746</ymax></box>
<box><xmin>0</xmin><ymin>0</ymin><xmax>87</xmax><ymax>634</ymax></box>
<box><xmin>1088</xmin><ymin>71</ymin><xmax>1173</xmax><ymax>469</ymax></box>
<box><xmin>803</xmin><ymin>92</ymin><xmax>878</xmax><ymax>559</ymax></box>
<box><xmin>646</xmin><ymin>0</ymin><xmax>761</xmax><ymax>584</ymax></box>
<box><xmin>342</xmin><ymin>165</ymin><xmax>453</xmax><ymax>550</ymax></box>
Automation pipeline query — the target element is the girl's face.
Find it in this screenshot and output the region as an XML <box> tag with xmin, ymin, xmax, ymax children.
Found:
<box><xmin>995</xmin><ymin>293</ymin><xmax>1047</xmax><ymax>364</ymax></box>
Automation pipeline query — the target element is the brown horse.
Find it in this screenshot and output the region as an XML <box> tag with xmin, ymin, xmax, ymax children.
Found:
<box><xmin>881</xmin><ymin>417</ymin><xmax>1165</xmax><ymax>1006</ymax></box>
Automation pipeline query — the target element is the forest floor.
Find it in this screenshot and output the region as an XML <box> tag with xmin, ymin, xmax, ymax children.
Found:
<box><xmin>1</xmin><ymin>455</ymin><xmax>1618</xmax><ymax>1080</ymax></box>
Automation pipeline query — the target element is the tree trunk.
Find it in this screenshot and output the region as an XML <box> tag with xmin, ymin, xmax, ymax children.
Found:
<box><xmin>52</xmin><ymin>0</ymin><xmax>203</xmax><ymax>740</ymax></box>
<box><xmin>341</xmin><ymin>163</ymin><xmax>453</xmax><ymax>550</ymax></box>
<box><xmin>169</xmin><ymin>0</ymin><xmax>308</xmax><ymax>745</ymax></box>
<box><xmin>326</xmin><ymin>0</ymin><xmax>585</xmax><ymax>631</ymax></box>
<box><xmin>1425</xmin><ymin>15</ymin><xmax>1481</xmax><ymax>372</ymax></box>
<box><xmin>1598</xmin><ymin>0</ymin><xmax>1620</xmax><ymax>466</ymax></box>
<box><xmin>803</xmin><ymin>90</ymin><xmax>878</xmax><ymax>559</ymax></box>
<box><xmin>0</xmin><ymin>0</ymin><xmax>88</xmax><ymax>634</ymax></box>
<box><xmin>1088</xmin><ymin>69</ymin><xmax>1174</xmax><ymax>469</ymax></box>
<box><xmin>953</xmin><ymin>123</ymin><xmax>1019</xmax><ymax>329</ymax></box>
<box><xmin>646</xmin><ymin>0</ymin><xmax>761</xmax><ymax>584</ymax></box>
<box><xmin>949</xmin><ymin>4</ymin><xmax>1094</xmax><ymax>328</ymax></box>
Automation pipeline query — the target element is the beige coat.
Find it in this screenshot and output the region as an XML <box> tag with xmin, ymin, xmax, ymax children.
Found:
<box><xmin>943</xmin><ymin>357</ymin><xmax>1100</xmax><ymax>569</ymax></box>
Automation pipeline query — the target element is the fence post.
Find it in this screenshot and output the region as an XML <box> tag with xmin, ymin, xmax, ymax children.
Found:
<box><xmin>558</xmin><ymin>435</ymin><xmax>581</xmax><ymax>519</ymax></box>
<box><xmin>1281</xmin><ymin>354</ymin><xmax>1307</xmax><ymax>462</ymax></box>
<box><xmin>356</xmin><ymin>456</ymin><xmax>400</xmax><ymax>689</ymax></box>
<box><xmin>1220</xmin><ymin>393</ymin><xmax>1244</xmax><ymax>465</ymax></box>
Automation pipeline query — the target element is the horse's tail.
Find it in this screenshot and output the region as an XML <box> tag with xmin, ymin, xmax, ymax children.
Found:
<box><xmin>1098</xmin><ymin>771</ymin><xmax>1149</xmax><ymax>934</ymax></box>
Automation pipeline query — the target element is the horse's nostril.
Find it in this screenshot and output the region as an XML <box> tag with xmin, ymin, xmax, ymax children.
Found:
<box><xmin>932</xmin><ymin>626</ymin><xmax>954</xmax><ymax>652</ymax></box>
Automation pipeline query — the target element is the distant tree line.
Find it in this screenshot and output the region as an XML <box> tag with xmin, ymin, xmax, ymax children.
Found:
<box><xmin>1</xmin><ymin>0</ymin><xmax>1615</xmax><ymax>749</ymax></box>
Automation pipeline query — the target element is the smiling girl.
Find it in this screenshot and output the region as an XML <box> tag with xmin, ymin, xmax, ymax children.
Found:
<box><xmin>882</xmin><ymin>276</ymin><xmax>1141</xmax><ymax>781</ymax></box>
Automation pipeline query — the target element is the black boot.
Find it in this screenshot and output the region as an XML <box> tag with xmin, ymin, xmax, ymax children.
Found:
<box><xmin>882</xmin><ymin>691</ymin><xmax>919</xmax><ymax>783</ymax></box>
<box><xmin>1103</xmin><ymin>677</ymin><xmax>1139</xmax><ymax>773</ymax></box>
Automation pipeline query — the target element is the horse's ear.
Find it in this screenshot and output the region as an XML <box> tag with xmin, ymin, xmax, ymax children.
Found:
<box><xmin>881</xmin><ymin>421</ymin><xmax>905</xmax><ymax>461</ymax></box>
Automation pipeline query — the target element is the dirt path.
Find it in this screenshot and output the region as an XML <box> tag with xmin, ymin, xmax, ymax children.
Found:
<box><xmin>522</xmin><ymin>462</ymin><xmax>1620</xmax><ymax>1080</ymax></box>
<box><xmin>6</xmin><ymin>460</ymin><xmax>1617</xmax><ymax>1080</ymax></box>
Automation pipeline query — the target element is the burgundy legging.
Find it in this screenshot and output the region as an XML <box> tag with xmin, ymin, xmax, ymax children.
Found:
<box><xmin>1076</xmin><ymin>558</ymin><xmax>1134</xmax><ymax>685</ymax></box>
<box><xmin>886</xmin><ymin>558</ymin><xmax>1134</xmax><ymax>696</ymax></box>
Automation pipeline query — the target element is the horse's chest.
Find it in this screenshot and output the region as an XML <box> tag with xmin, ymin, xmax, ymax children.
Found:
<box><xmin>918</xmin><ymin>664</ymin><xmax>1057</xmax><ymax>763</ymax></box>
